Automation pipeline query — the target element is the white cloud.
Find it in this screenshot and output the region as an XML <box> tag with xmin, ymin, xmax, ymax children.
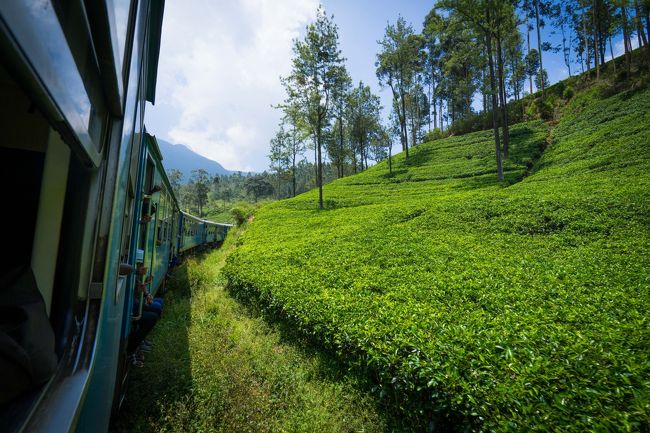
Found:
<box><xmin>149</xmin><ymin>0</ymin><xmax>318</xmax><ymax>172</ymax></box>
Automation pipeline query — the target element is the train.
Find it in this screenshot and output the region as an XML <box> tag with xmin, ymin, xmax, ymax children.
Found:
<box><xmin>0</xmin><ymin>1</ymin><xmax>230</xmax><ymax>432</ymax></box>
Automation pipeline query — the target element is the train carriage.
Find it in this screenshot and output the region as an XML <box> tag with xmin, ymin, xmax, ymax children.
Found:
<box><xmin>216</xmin><ymin>223</ymin><xmax>234</xmax><ymax>242</ymax></box>
<box><xmin>0</xmin><ymin>2</ymin><xmax>231</xmax><ymax>432</ymax></box>
<box><xmin>179</xmin><ymin>211</ymin><xmax>204</xmax><ymax>253</ymax></box>
<box><xmin>0</xmin><ymin>1</ymin><xmax>163</xmax><ymax>432</ymax></box>
<box><xmin>135</xmin><ymin>132</ymin><xmax>179</xmax><ymax>298</ymax></box>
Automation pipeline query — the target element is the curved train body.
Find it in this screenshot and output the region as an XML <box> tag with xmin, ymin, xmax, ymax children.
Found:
<box><xmin>0</xmin><ymin>2</ymin><xmax>229</xmax><ymax>432</ymax></box>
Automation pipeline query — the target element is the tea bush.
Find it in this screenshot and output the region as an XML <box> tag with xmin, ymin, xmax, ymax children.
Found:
<box><xmin>224</xmin><ymin>85</ymin><xmax>650</xmax><ymax>431</ymax></box>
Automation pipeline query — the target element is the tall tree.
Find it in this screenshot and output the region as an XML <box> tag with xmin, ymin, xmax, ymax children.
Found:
<box><xmin>376</xmin><ymin>17</ymin><xmax>423</xmax><ymax>159</ymax></box>
<box><xmin>437</xmin><ymin>0</ymin><xmax>506</xmax><ymax>181</ymax></box>
<box><xmin>268</xmin><ymin>123</ymin><xmax>291</xmax><ymax>198</ymax></box>
<box><xmin>190</xmin><ymin>169</ymin><xmax>210</xmax><ymax>217</ymax></box>
<box><xmin>556</xmin><ymin>3</ymin><xmax>575</xmax><ymax>77</ymax></box>
<box><xmin>284</xmin><ymin>106</ymin><xmax>307</xmax><ymax>198</ymax></box>
<box><xmin>348</xmin><ymin>81</ymin><xmax>382</xmax><ymax>171</ymax></box>
<box><xmin>167</xmin><ymin>169</ymin><xmax>183</xmax><ymax>198</ymax></box>
<box><xmin>535</xmin><ymin>0</ymin><xmax>547</xmax><ymax>96</ymax></box>
<box><xmin>281</xmin><ymin>7</ymin><xmax>346</xmax><ymax>209</ymax></box>
<box><xmin>244</xmin><ymin>175</ymin><xmax>274</xmax><ymax>202</ymax></box>
<box><xmin>330</xmin><ymin>66</ymin><xmax>352</xmax><ymax>178</ymax></box>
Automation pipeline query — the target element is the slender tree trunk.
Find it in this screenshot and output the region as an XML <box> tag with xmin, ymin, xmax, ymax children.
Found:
<box><xmin>646</xmin><ymin>3</ymin><xmax>650</xmax><ymax>47</ymax></box>
<box><xmin>317</xmin><ymin>119</ymin><xmax>323</xmax><ymax>209</ymax></box>
<box><xmin>439</xmin><ymin>99</ymin><xmax>443</xmax><ymax>131</ymax></box>
<box><xmin>637</xmin><ymin>0</ymin><xmax>650</xmax><ymax>46</ymax></box>
<box><xmin>497</xmin><ymin>34</ymin><xmax>510</xmax><ymax>159</ymax></box>
<box><xmin>313</xmin><ymin>133</ymin><xmax>318</xmax><ymax>186</ymax></box>
<box><xmin>338</xmin><ymin>115</ymin><xmax>344</xmax><ymax>178</ymax></box>
<box><xmin>364</xmin><ymin>137</ymin><xmax>369</xmax><ymax>169</ymax></box>
<box><xmin>560</xmin><ymin>17</ymin><xmax>572</xmax><ymax>76</ymax></box>
<box><xmin>621</xmin><ymin>3</ymin><xmax>632</xmax><ymax>75</ymax></box>
<box><xmin>637</xmin><ymin>13</ymin><xmax>644</xmax><ymax>47</ymax></box>
<box><xmin>609</xmin><ymin>35</ymin><xmax>616</xmax><ymax>71</ymax></box>
<box><xmin>483</xmin><ymin>63</ymin><xmax>488</xmax><ymax>111</ymax></box>
<box><xmin>359</xmin><ymin>138</ymin><xmax>364</xmax><ymax>171</ymax></box>
<box><xmin>292</xmin><ymin>137</ymin><xmax>296</xmax><ymax>197</ymax></box>
<box><xmin>427</xmin><ymin>80</ymin><xmax>432</xmax><ymax>132</ymax></box>
<box><xmin>486</xmin><ymin>25</ymin><xmax>504</xmax><ymax>182</ymax></box>
<box><xmin>431</xmin><ymin>73</ymin><xmax>438</xmax><ymax>130</ymax></box>
<box><xmin>388</xmin><ymin>144</ymin><xmax>392</xmax><ymax>174</ymax></box>
<box><xmin>528</xmin><ymin>16</ymin><xmax>534</xmax><ymax>94</ymax></box>
<box><xmin>636</xmin><ymin>0</ymin><xmax>650</xmax><ymax>71</ymax></box>
<box><xmin>389</xmin><ymin>82</ymin><xmax>407</xmax><ymax>157</ymax></box>
<box><xmin>535</xmin><ymin>0</ymin><xmax>545</xmax><ymax>96</ymax></box>
<box><xmin>400</xmin><ymin>86</ymin><xmax>409</xmax><ymax>158</ymax></box>
<box><xmin>583</xmin><ymin>10</ymin><xmax>591</xmax><ymax>72</ymax></box>
<box><xmin>646</xmin><ymin>5</ymin><xmax>650</xmax><ymax>53</ymax></box>
<box><xmin>593</xmin><ymin>0</ymin><xmax>600</xmax><ymax>79</ymax></box>
<box><xmin>598</xmin><ymin>11</ymin><xmax>606</xmax><ymax>66</ymax></box>
<box><xmin>410</xmin><ymin>96</ymin><xmax>417</xmax><ymax>148</ymax></box>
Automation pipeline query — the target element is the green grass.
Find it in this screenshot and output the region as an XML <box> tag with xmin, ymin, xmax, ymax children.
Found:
<box><xmin>224</xmin><ymin>82</ymin><xmax>650</xmax><ymax>431</ymax></box>
<box><xmin>112</xmin><ymin>230</ymin><xmax>387</xmax><ymax>433</ymax></box>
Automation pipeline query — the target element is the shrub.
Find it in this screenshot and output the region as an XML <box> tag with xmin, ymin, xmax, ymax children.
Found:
<box><xmin>563</xmin><ymin>85</ymin><xmax>575</xmax><ymax>100</ymax></box>
<box><xmin>527</xmin><ymin>97</ymin><xmax>554</xmax><ymax>121</ymax></box>
<box><xmin>230</xmin><ymin>202</ymin><xmax>254</xmax><ymax>226</ymax></box>
<box><xmin>422</xmin><ymin>128</ymin><xmax>448</xmax><ymax>143</ymax></box>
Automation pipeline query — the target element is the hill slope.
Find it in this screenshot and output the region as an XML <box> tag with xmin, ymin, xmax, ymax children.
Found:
<box><xmin>224</xmin><ymin>82</ymin><xmax>650</xmax><ymax>430</ymax></box>
<box><xmin>157</xmin><ymin>138</ymin><xmax>233</xmax><ymax>179</ymax></box>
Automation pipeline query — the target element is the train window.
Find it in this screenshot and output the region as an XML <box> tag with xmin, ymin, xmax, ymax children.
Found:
<box><xmin>0</xmin><ymin>63</ymin><xmax>70</xmax><ymax>316</ymax></box>
<box><xmin>0</xmin><ymin>61</ymin><xmax>94</xmax><ymax>409</ymax></box>
<box><xmin>120</xmin><ymin>180</ymin><xmax>135</xmax><ymax>263</ymax></box>
<box><xmin>112</xmin><ymin>0</ymin><xmax>133</xmax><ymax>71</ymax></box>
<box><xmin>144</xmin><ymin>157</ymin><xmax>154</xmax><ymax>195</ymax></box>
<box><xmin>0</xmin><ymin>1</ymin><xmax>107</xmax><ymax>162</ymax></box>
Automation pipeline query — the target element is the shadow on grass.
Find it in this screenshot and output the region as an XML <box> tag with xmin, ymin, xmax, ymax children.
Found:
<box><xmin>226</xmin><ymin>287</ymin><xmax>464</xmax><ymax>433</ymax></box>
<box><xmin>110</xmin><ymin>262</ymin><xmax>193</xmax><ymax>433</ymax></box>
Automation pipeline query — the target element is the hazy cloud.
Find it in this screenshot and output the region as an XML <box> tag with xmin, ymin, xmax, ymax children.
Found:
<box><xmin>149</xmin><ymin>0</ymin><xmax>318</xmax><ymax>172</ymax></box>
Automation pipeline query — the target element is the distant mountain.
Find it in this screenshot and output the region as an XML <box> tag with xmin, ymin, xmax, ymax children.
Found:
<box><xmin>156</xmin><ymin>138</ymin><xmax>233</xmax><ymax>180</ymax></box>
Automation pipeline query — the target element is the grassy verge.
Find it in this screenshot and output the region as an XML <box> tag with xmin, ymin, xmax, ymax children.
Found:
<box><xmin>112</xmin><ymin>228</ymin><xmax>387</xmax><ymax>432</ymax></box>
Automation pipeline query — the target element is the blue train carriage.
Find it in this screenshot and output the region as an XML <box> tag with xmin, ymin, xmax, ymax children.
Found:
<box><xmin>202</xmin><ymin>220</ymin><xmax>228</xmax><ymax>246</ymax></box>
<box><xmin>0</xmin><ymin>1</ymin><xmax>165</xmax><ymax>432</ymax></box>
<box><xmin>208</xmin><ymin>222</ymin><xmax>233</xmax><ymax>246</ymax></box>
<box><xmin>179</xmin><ymin>211</ymin><xmax>205</xmax><ymax>253</ymax></box>
<box><xmin>214</xmin><ymin>222</ymin><xmax>234</xmax><ymax>244</ymax></box>
<box><xmin>135</xmin><ymin>132</ymin><xmax>179</xmax><ymax>299</ymax></box>
<box><xmin>203</xmin><ymin>219</ymin><xmax>218</xmax><ymax>245</ymax></box>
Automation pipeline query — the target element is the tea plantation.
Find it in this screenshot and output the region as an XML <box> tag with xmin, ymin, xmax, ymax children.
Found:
<box><xmin>224</xmin><ymin>81</ymin><xmax>650</xmax><ymax>430</ymax></box>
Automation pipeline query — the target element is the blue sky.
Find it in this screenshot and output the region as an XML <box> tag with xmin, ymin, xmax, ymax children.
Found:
<box><xmin>321</xmin><ymin>0</ymin><xmax>432</xmax><ymax>121</ymax></box>
<box><xmin>146</xmin><ymin>1</ymin><xmax>630</xmax><ymax>173</ymax></box>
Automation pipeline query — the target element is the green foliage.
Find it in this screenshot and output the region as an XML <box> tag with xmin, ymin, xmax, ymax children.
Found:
<box><xmin>189</xmin><ymin>169</ymin><xmax>210</xmax><ymax>217</ymax></box>
<box><xmin>244</xmin><ymin>175</ymin><xmax>274</xmax><ymax>202</ymax></box>
<box><xmin>527</xmin><ymin>97</ymin><xmax>554</xmax><ymax>121</ymax></box>
<box><xmin>230</xmin><ymin>201</ymin><xmax>256</xmax><ymax>226</ymax></box>
<box><xmin>224</xmin><ymin>82</ymin><xmax>650</xmax><ymax>431</ymax></box>
<box><xmin>562</xmin><ymin>85</ymin><xmax>575</xmax><ymax>100</ymax></box>
<box><xmin>281</xmin><ymin>6</ymin><xmax>346</xmax><ymax>209</ymax></box>
<box><xmin>422</xmin><ymin>128</ymin><xmax>449</xmax><ymax>143</ymax></box>
<box><xmin>112</xmin><ymin>230</ymin><xmax>386</xmax><ymax>433</ymax></box>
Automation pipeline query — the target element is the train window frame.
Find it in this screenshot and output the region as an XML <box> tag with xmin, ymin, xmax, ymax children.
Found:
<box><xmin>4</xmin><ymin>1</ymin><xmax>115</xmax><ymax>159</ymax></box>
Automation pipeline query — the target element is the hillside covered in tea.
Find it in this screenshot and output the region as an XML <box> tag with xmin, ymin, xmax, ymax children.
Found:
<box><xmin>225</xmin><ymin>72</ymin><xmax>650</xmax><ymax>431</ymax></box>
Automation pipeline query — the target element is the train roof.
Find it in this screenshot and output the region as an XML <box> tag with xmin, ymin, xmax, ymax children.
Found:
<box><xmin>203</xmin><ymin>219</ymin><xmax>234</xmax><ymax>227</ymax></box>
<box><xmin>179</xmin><ymin>211</ymin><xmax>232</xmax><ymax>227</ymax></box>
